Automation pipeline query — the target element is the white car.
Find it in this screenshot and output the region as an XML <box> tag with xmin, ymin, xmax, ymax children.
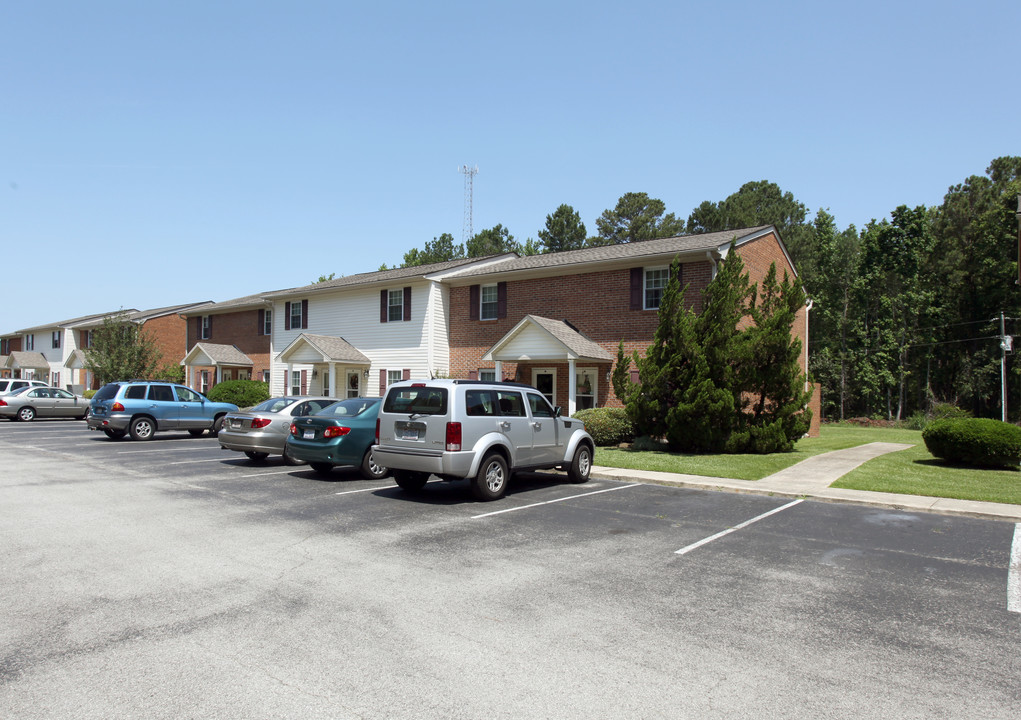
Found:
<box><xmin>0</xmin><ymin>378</ymin><xmax>48</xmax><ymax>396</ymax></box>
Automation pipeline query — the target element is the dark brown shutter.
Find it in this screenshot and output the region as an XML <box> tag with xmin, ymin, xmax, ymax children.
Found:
<box><xmin>675</xmin><ymin>263</ymin><xmax>684</xmax><ymax>287</ymax></box>
<box><xmin>301</xmin><ymin>299</ymin><xmax>309</xmax><ymax>329</ymax></box>
<box><xmin>300</xmin><ymin>370</ymin><xmax>307</xmax><ymax>395</ymax></box>
<box><xmin>379</xmin><ymin>369</ymin><xmax>386</xmax><ymax>395</ymax></box>
<box><xmin>630</xmin><ymin>268</ymin><xmax>643</xmax><ymax>310</ymax></box>
<box><xmin>258</xmin><ymin>309</ymin><xmax>265</xmax><ymax>335</ymax></box>
<box><xmin>403</xmin><ymin>287</ymin><xmax>411</xmax><ymax>322</ymax></box>
<box><xmin>497</xmin><ymin>282</ymin><xmax>507</xmax><ymax>319</ymax></box>
<box><xmin>193</xmin><ymin>317</ymin><xmax>201</xmax><ymax>343</ymax></box>
<box><xmin>402</xmin><ymin>368</ymin><xmax>411</xmax><ymax>381</ymax></box>
<box><xmin>380</xmin><ymin>290</ymin><xmax>388</xmax><ymax>323</ymax></box>
<box><xmin>470</xmin><ymin>284</ymin><xmax>480</xmax><ymax>319</ymax></box>
<box><xmin>285</xmin><ymin>302</ymin><xmax>292</xmax><ymax>331</ymax></box>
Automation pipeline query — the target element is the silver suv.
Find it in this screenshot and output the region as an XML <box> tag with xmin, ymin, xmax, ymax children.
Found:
<box><xmin>373</xmin><ymin>379</ymin><xmax>594</xmax><ymax>501</ymax></box>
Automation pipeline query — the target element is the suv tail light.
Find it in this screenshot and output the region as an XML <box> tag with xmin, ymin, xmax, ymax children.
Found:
<box><xmin>375</xmin><ymin>418</ymin><xmax>380</xmax><ymax>444</ymax></box>
<box><xmin>250</xmin><ymin>417</ymin><xmax>272</xmax><ymax>429</ymax></box>
<box><xmin>323</xmin><ymin>426</ymin><xmax>351</xmax><ymax>439</ymax></box>
<box><xmin>112</xmin><ymin>402</ymin><xmax>125</xmax><ymax>411</ymax></box>
<box><xmin>445</xmin><ymin>422</ymin><xmax>461</xmax><ymax>452</ymax></box>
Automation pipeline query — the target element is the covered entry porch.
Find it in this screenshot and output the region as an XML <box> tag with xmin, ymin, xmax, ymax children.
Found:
<box><xmin>482</xmin><ymin>315</ymin><xmax>614</xmax><ymax>416</ymax></box>
<box><xmin>276</xmin><ymin>334</ymin><xmax>371</xmax><ymax>398</ymax></box>
<box><xmin>181</xmin><ymin>343</ymin><xmax>255</xmax><ymax>393</ymax></box>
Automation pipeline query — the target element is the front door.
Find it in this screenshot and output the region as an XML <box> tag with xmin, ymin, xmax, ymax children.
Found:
<box><xmin>531</xmin><ymin>368</ymin><xmax>556</xmax><ymax>407</ymax></box>
<box><xmin>346</xmin><ymin>371</ymin><xmax>361</xmax><ymax>398</ymax></box>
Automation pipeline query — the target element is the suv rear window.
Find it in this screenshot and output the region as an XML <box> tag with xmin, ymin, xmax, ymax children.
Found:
<box><xmin>383</xmin><ymin>386</ymin><xmax>448</xmax><ymax>415</ymax></box>
<box><xmin>94</xmin><ymin>383</ymin><xmax>123</xmax><ymax>401</ymax></box>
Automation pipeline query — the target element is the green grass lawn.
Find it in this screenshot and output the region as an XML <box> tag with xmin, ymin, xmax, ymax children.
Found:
<box><xmin>593</xmin><ymin>423</ymin><xmax>1021</xmax><ymax>505</ymax></box>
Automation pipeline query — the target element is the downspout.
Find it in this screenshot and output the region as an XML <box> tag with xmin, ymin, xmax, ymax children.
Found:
<box><xmin>706</xmin><ymin>251</ymin><xmax>720</xmax><ymax>279</ymax></box>
<box><xmin>805</xmin><ymin>299</ymin><xmax>814</xmax><ymax>391</ymax></box>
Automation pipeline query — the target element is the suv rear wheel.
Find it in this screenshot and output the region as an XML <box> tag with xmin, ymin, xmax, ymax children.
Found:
<box><xmin>129</xmin><ymin>416</ymin><xmax>156</xmax><ymax>441</ymax></box>
<box><xmin>471</xmin><ymin>452</ymin><xmax>509</xmax><ymax>501</ymax></box>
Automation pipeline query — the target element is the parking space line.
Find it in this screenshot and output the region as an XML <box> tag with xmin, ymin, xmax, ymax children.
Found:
<box><xmin>470</xmin><ymin>484</ymin><xmax>639</xmax><ymax>519</ymax></box>
<box><xmin>118</xmin><ymin>446</ymin><xmax>221</xmax><ymax>454</ymax></box>
<box><xmin>1009</xmin><ymin>524</ymin><xmax>1020</xmax><ymax>613</ymax></box>
<box><xmin>167</xmin><ymin>458</ymin><xmax>234</xmax><ymax>465</ymax></box>
<box><xmin>237</xmin><ymin>469</ymin><xmax>301</xmax><ymax>479</ymax></box>
<box><xmin>675</xmin><ymin>499</ymin><xmax>804</xmax><ymax>556</ymax></box>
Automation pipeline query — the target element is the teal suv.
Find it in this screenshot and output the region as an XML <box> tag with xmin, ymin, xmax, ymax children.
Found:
<box><xmin>88</xmin><ymin>380</ymin><xmax>238</xmax><ymax>440</ymax></box>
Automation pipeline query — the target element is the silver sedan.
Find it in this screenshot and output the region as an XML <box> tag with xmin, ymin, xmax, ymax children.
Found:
<box><xmin>0</xmin><ymin>386</ymin><xmax>90</xmax><ymax>421</ymax></box>
<box><xmin>218</xmin><ymin>395</ymin><xmax>342</xmax><ymax>463</ymax></box>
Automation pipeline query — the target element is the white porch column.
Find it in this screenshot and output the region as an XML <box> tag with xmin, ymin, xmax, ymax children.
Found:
<box><xmin>286</xmin><ymin>363</ymin><xmax>293</xmax><ymax>395</ymax></box>
<box><xmin>568</xmin><ymin>358</ymin><xmax>577</xmax><ymax>416</ymax></box>
<box><xmin>329</xmin><ymin>363</ymin><xmax>337</xmax><ymax>398</ymax></box>
<box><xmin>494</xmin><ymin>360</ymin><xmax>503</xmax><ymax>382</ymax></box>
<box><xmin>216</xmin><ymin>366</ymin><xmax>222</xmax><ymax>384</ymax></box>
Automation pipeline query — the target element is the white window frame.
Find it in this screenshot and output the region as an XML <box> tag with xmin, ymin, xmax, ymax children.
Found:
<box><xmin>263</xmin><ymin>309</ymin><xmax>272</xmax><ymax>336</ymax></box>
<box><xmin>387</xmin><ymin>369</ymin><xmax>403</xmax><ymax>387</ymax></box>
<box><xmin>644</xmin><ymin>267</ymin><xmax>669</xmax><ymax>310</ymax></box>
<box><xmin>290</xmin><ymin>303</ymin><xmax>303</xmax><ymax>330</ymax></box>
<box><xmin>52</xmin><ymin>331</ymin><xmax>61</xmax><ymax>349</ymax></box>
<box><xmin>346</xmin><ymin>371</ymin><xmax>361</xmax><ymax>398</ymax></box>
<box><xmin>576</xmin><ymin>367</ymin><xmax>597</xmax><ymax>411</ymax></box>
<box><xmin>479</xmin><ymin>368</ymin><xmax>496</xmax><ymax>382</ymax></box>
<box><xmin>531</xmin><ymin>367</ymin><xmax>556</xmax><ymax>407</ymax></box>
<box><xmin>480</xmin><ymin>284</ymin><xmax>499</xmax><ymax>321</ymax></box>
<box><xmin>388</xmin><ymin>289</ymin><xmax>404</xmax><ymax>322</ymax></box>
<box><xmin>291</xmin><ymin>370</ymin><xmax>301</xmax><ymax>395</ymax></box>
<box><xmin>200</xmin><ymin>370</ymin><xmax>210</xmax><ymax>394</ymax></box>
<box><xmin>25</xmin><ymin>334</ymin><xmax>34</xmax><ymax>351</ymax></box>
<box><xmin>201</xmin><ymin>316</ymin><xmax>212</xmax><ymax>340</ymax></box>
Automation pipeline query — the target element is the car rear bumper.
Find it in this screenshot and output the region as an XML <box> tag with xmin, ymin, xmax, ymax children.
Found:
<box><xmin>285</xmin><ymin>437</ymin><xmax>364</xmax><ymax>466</ymax></box>
<box><xmin>87</xmin><ymin>414</ymin><xmax>130</xmax><ymax>431</ymax></box>
<box><xmin>218</xmin><ymin>430</ymin><xmax>285</xmax><ymax>455</ymax></box>
<box><xmin>372</xmin><ymin>445</ymin><xmax>474</xmax><ymax>478</ymax></box>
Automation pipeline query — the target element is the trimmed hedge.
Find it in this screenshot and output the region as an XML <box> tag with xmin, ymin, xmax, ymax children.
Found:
<box><xmin>207</xmin><ymin>379</ymin><xmax>270</xmax><ymax>408</ymax></box>
<box><xmin>573</xmin><ymin>407</ymin><xmax>634</xmax><ymax>446</ymax></box>
<box><xmin>922</xmin><ymin>418</ymin><xmax>1021</xmax><ymax>469</ymax></box>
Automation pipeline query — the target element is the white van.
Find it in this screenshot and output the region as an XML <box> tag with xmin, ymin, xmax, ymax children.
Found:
<box><xmin>0</xmin><ymin>378</ymin><xmax>49</xmax><ymax>396</ymax></box>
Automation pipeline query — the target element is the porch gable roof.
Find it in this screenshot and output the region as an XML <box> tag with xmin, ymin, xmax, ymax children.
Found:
<box><xmin>482</xmin><ymin>315</ymin><xmax>614</xmax><ymax>363</ymax></box>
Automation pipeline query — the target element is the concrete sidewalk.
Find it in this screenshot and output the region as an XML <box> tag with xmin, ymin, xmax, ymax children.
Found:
<box><xmin>591</xmin><ymin>442</ymin><xmax>1021</xmax><ymax>523</ymax></box>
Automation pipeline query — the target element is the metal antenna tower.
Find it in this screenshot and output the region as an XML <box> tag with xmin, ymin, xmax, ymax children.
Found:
<box><xmin>460</xmin><ymin>164</ymin><xmax>478</xmax><ymax>243</ymax></box>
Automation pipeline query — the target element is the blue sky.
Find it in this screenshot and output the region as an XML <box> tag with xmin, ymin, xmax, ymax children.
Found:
<box><xmin>2</xmin><ymin>0</ymin><xmax>1018</xmax><ymax>333</ymax></box>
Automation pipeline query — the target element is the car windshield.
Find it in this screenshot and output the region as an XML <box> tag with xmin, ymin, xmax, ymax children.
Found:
<box><xmin>382</xmin><ymin>386</ymin><xmax>448</xmax><ymax>415</ymax></box>
<box><xmin>93</xmin><ymin>384</ymin><xmax>122</xmax><ymax>401</ymax></box>
<box><xmin>250</xmin><ymin>397</ymin><xmax>298</xmax><ymax>413</ymax></box>
<box><xmin>315</xmin><ymin>398</ymin><xmax>379</xmax><ymax>418</ymax></box>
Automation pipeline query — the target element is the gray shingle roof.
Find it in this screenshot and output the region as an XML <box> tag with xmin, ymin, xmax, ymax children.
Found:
<box><xmin>297</xmin><ymin>334</ymin><xmax>371</xmax><ymax>364</ymax></box>
<box><xmin>449</xmin><ymin>227</ymin><xmax>774</xmax><ymax>280</ymax></box>
<box><xmin>181</xmin><ymin>294</ymin><xmax>270</xmax><ymax>316</ymax></box>
<box><xmin>5</xmin><ymin>351</ymin><xmax>50</xmax><ymax>369</ymax></box>
<box><xmin>187</xmin><ymin>343</ymin><xmax>254</xmax><ymax>366</ymax></box>
<box><xmin>17</xmin><ymin>309</ymin><xmax>137</xmax><ymax>333</ymax></box>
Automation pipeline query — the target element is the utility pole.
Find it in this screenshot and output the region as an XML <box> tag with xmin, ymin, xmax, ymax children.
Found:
<box><xmin>1001</xmin><ymin>311</ymin><xmax>1011</xmax><ymax>422</ymax></box>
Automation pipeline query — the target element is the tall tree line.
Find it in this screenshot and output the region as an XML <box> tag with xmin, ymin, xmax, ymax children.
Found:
<box><xmin>394</xmin><ymin>157</ymin><xmax>1021</xmax><ymax>420</ymax></box>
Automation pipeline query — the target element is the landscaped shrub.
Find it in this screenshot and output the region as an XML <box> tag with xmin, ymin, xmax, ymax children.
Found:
<box><xmin>922</xmin><ymin>418</ymin><xmax>1021</xmax><ymax>469</ymax></box>
<box><xmin>207</xmin><ymin>379</ymin><xmax>270</xmax><ymax>408</ymax></box>
<box><xmin>573</xmin><ymin>407</ymin><xmax>634</xmax><ymax>446</ymax></box>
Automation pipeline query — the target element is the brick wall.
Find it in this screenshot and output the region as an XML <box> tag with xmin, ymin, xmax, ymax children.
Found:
<box><xmin>184</xmin><ymin>309</ymin><xmax>272</xmax><ymax>388</ymax></box>
<box><xmin>142</xmin><ymin>314</ymin><xmax>189</xmax><ymax>368</ymax></box>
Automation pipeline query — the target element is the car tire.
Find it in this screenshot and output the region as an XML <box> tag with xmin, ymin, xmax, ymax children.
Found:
<box><xmin>393</xmin><ymin>470</ymin><xmax>428</xmax><ymax>491</ymax></box>
<box><xmin>245</xmin><ymin>451</ymin><xmax>270</xmax><ymax>462</ymax></box>
<box><xmin>103</xmin><ymin>428</ymin><xmax>126</xmax><ymax>440</ymax></box>
<box><xmin>360</xmin><ymin>448</ymin><xmax>388</xmax><ymax>480</ymax></box>
<box><xmin>310</xmin><ymin>462</ymin><xmax>333</xmax><ymax>475</ymax></box>
<box><xmin>471</xmin><ymin>452</ymin><xmax>509</xmax><ymax>501</ymax></box>
<box><xmin>188</xmin><ymin>429</ymin><xmax>206</xmax><ymax>437</ymax></box>
<box><xmin>568</xmin><ymin>443</ymin><xmax>593</xmax><ymax>484</ymax></box>
<box><xmin>17</xmin><ymin>406</ymin><xmax>36</xmax><ymax>422</ymax></box>
<box><xmin>129</xmin><ymin>416</ymin><xmax>156</xmax><ymax>441</ymax></box>
<box><xmin>211</xmin><ymin>415</ymin><xmax>225</xmax><ymax>434</ymax></box>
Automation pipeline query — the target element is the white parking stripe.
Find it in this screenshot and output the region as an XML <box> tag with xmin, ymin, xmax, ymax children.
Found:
<box><xmin>471</xmin><ymin>484</ymin><xmax>639</xmax><ymax>519</ymax></box>
<box><xmin>118</xmin><ymin>446</ymin><xmax>221</xmax><ymax>454</ymax></box>
<box><xmin>237</xmin><ymin>469</ymin><xmax>301</xmax><ymax>479</ymax></box>
<box><xmin>167</xmin><ymin>458</ymin><xmax>234</xmax><ymax>465</ymax></box>
<box><xmin>1009</xmin><ymin>523</ymin><xmax>1020</xmax><ymax>613</ymax></box>
<box><xmin>675</xmin><ymin>499</ymin><xmax>804</xmax><ymax>556</ymax></box>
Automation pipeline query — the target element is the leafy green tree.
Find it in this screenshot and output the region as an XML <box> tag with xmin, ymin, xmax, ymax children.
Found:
<box><xmin>402</xmin><ymin>233</ymin><xmax>465</xmax><ymax>267</ymax></box>
<box><xmin>593</xmin><ymin>192</ymin><xmax>685</xmax><ymax>245</ymax></box>
<box><xmin>83</xmin><ymin>315</ymin><xmax>164</xmax><ymax>384</ymax></box>
<box><xmin>538</xmin><ymin>204</ymin><xmax>588</xmax><ymax>253</ymax></box>
<box><xmin>313</xmin><ymin>273</ymin><xmax>336</xmax><ymax>283</ymax></box>
<box><xmin>467</xmin><ymin>224</ymin><xmax>520</xmax><ymax>257</ymax></box>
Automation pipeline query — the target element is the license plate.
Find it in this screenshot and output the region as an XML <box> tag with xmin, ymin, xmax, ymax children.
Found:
<box><xmin>230</xmin><ymin>419</ymin><xmax>242</xmax><ymax>429</ymax></box>
<box><xmin>303</xmin><ymin>430</ymin><xmax>315</xmax><ymax>439</ymax></box>
<box><xmin>399</xmin><ymin>428</ymin><xmax>420</xmax><ymax>441</ymax></box>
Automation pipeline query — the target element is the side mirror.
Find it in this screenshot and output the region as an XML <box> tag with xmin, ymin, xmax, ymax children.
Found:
<box><xmin>554</xmin><ymin>406</ymin><xmax>562</xmax><ymax>418</ymax></box>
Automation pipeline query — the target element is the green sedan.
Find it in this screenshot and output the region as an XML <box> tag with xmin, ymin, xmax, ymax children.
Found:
<box><xmin>285</xmin><ymin>397</ymin><xmax>387</xmax><ymax>479</ymax></box>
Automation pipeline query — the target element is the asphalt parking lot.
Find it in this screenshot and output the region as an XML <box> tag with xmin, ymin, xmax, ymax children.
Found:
<box><xmin>1</xmin><ymin>420</ymin><xmax>1019</xmax><ymax>719</ymax></box>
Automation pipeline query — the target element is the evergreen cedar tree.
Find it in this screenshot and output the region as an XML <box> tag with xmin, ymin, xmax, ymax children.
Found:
<box><xmin>613</xmin><ymin>250</ymin><xmax>811</xmax><ymax>454</ymax></box>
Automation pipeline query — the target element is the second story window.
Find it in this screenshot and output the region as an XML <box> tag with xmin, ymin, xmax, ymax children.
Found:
<box><xmin>201</xmin><ymin>316</ymin><xmax>212</xmax><ymax>340</ymax></box>
<box><xmin>644</xmin><ymin>268</ymin><xmax>669</xmax><ymax>310</ymax></box>
<box><xmin>263</xmin><ymin>309</ymin><xmax>272</xmax><ymax>336</ymax></box>
<box><xmin>480</xmin><ymin>285</ymin><xmax>499</xmax><ymax>321</ymax></box>
<box><xmin>25</xmin><ymin>334</ymin><xmax>34</xmax><ymax>351</ymax></box>
<box><xmin>290</xmin><ymin>302</ymin><xmax>303</xmax><ymax>329</ymax></box>
<box><xmin>388</xmin><ymin>289</ymin><xmax>404</xmax><ymax>322</ymax></box>
<box><xmin>52</xmin><ymin>331</ymin><xmax>61</xmax><ymax>349</ymax></box>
